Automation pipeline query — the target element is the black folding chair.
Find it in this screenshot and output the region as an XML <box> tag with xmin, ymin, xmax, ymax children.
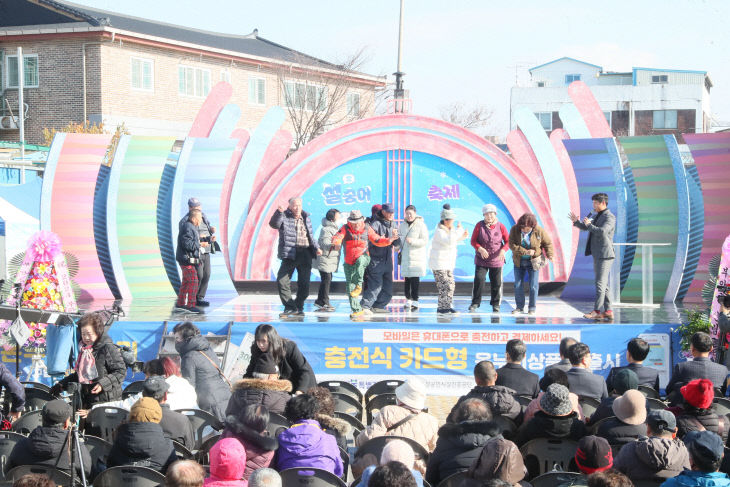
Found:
<box><xmin>638</xmin><ymin>385</ymin><xmax>660</xmax><ymax>399</ymax></box>
<box><xmin>279</xmin><ymin>467</ymin><xmax>347</xmax><ymax>487</ymax></box>
<box><xmin>0</xmin><ymin>432</ymin><xmax>25</xmax><ymax>475</ymax></box>
<box><xmin>491</xmin><ymin>415</ymin><xmax>518</xmax><ymax>440</ymax></box>
<box><xmin>22</xmin><ymin>382</ymin><xmax>51</xmax><ymax>393</ymax></box>
<box><xmin>92</xmin><ymin>465</ymin><xmax>166</xmax><ymax>486</ymax></box>
<box><xmin>6</xmin><ymin>465</ymin><xmax>77</xmax><ymax>485</ymax></box>
<box><xmin>21</xmin><ymin>387</ymin><xmax>55</xmax><ymax>413</ymax></box>
<box><xmin>266</xmin><ymin>411</ymin><xmax>292</xmax><ymax>438</ymax></box>
<box><xmin>530</xmin><ymin>471</ymin><xmax>587</xmax><ymax>487</ymax></box>
<box><xmin>354</xmin><ymin>436</ymin><xmax>429</xmax><ymax>466</ymax></box>
<box><xmin>85</xmin><ymin>406</ymin><xmax>128</xmax><ymax>443</ymax></box>
<box><xmin>366</xmin><ymin>393</ymin><xmax>397</xmax><ymax>424</ymax></box>
<box><xmin>173</xmin><ymin>440</ymin><xmax>194</xmax><ymax>460</ymax></box>
<box><xmin>436</xmin><ymin>471</ymin><xmax>468</xmax><ymax>487</ymax></box>
<box><xmin>332</xmin><ymin>392</ymin><xmax>364</xmax><ymax>422</ymax></box>
<box><xmin>645</xmin><ymin>398</ymin><xmax>668</xmax><ymax>410</ymax></box>
<box><xmin>319</xmin><ymin>380</ymin><xmax>364</xmax><ymax>404</ymax></box>
<box><xmin>11</xmin><ymin>410</ymin><xmax>43</xmax><ymax>436</ymax></box>
<box><xmin>177</xmin><ymin>408</ymin><xmax>223</xmax><ymax>450</ymax></box>
<box><xmin>121</xmin><ymin>380</ymin><xmax>145</xmax><ymax>400</ymax></box>
<box><xmin>577</xmin><ymin>396</ymin><xmax>601</xmax><ymax>419</ymax></box>
<box><xmin>364</xmin><ymin>380</ymin><xmax>403</xmax><ymax>404</ymax></box>
<box><xmin>81</xmin><ymin>434</ymin><xmax>112</xmax><ymax>477</ymax></box>
<box><xmin>196</xmin><ymin>433</ymin><xmax>221</xmax><ymax>465</ymax></box>
<box><xmin>519</xmin><ymin>438</ymin><xmax>579</xmax><ymax>480</ymax></box>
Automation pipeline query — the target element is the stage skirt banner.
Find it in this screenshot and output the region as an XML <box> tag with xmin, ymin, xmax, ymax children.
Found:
<box><xmin>7</xmin><ymin>321</ymin><xmax>678</xmax><ymax>394</ymax></box>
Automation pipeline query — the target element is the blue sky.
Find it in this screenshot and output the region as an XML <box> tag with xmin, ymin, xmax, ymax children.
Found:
<box><xmin>72</xmin><ymin>0</ymin><xmax>730</xmax><ymax>135</ymax></box>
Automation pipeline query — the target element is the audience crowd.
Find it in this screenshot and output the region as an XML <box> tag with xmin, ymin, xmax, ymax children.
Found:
<box><xmin>5</xmin><ymin>318</ymin><xmax>730</xmax><ymax>487</ymax></box>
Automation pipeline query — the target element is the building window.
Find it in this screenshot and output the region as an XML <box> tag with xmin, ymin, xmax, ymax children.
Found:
<box><xmin>536</xmin><ymin>81</ymin><xmax>545</xmax><ymax>87</ymax></box>
<box><xmin>249</xmin><ymin>77</ymin><xmax>265</xmax><ymax>105</ymax></box>
<box><xmin>603</xmin><ymin>111</ymin><xmax>612</xmax><ymax>128</ymax></box>
<box><xmin>220</xmin><ymin>70</ymin><xmax>231</xmax><ymax>84</ymax></box>
<box><xmin>178</xmin><ymin>65</ymin><xmax>211</xmax><ymax>97</ymax></box>
<box><xmin>535</xmin><ymin>112</ymin><xmax>552</xmax><ymax>131</ymax></box>
<box><xmin>5</xmin><ymin>54</ymin><xmax>39</xmax><ymax>88</ymax></box>
<box><xmin>131</xmin><ymin>57</ymin><xmax>153</xmax><ymax>91</ymax></box>
<box><xmin>653</xmin><ymin>110</ymin><xmax>678</xmax><ymax>129</ymax></box>
<box><xmin>651</xmin><ymin>75</ymin><xmax>668</xmax><ymax>83</ymax></box>
<box><xmin>565</xmin><ymin>74</ymin><xmax>581</xmax><ymax>85</ymax></box>
<box><xmin>347</xmin><ymin>92</ymin><xmax>360</xmax><ymax>117</ymax></box>
<box><xmin>283</xmin><ymin>81</ymin><xmax>326</xmax><ymax>111</ymax></box>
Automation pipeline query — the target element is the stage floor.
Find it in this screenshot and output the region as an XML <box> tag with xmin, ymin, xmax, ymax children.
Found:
<box><xmin>88</xmin><ymin>293</ymin><xmax>687</xmax><ymax>327</ymax></box>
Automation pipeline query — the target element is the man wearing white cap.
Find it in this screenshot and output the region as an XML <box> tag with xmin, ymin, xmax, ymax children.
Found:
<box><xmin>469</xmin><ymin>204</ymin><xmax>509</xmax><ymax>313</ymax></box>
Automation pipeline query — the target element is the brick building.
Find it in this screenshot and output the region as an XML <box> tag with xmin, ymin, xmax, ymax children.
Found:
<box><xmin>0</xmin><ymin>0</ymin><xmax>386</xmax><ymax>144</ymax></box>
<box><xmin>510</xmin><ymin>57</ymin><xmax>712</xmax><ymax>142</ymax></box>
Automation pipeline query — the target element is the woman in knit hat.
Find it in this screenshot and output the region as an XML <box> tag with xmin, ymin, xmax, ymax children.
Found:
<box><xmin>595</xmin><ymin>389</ymin><xmax>647</xmax><ymax>447</ymax></box>
<box><xmin>107</xmin><ymin>397</ymin><xmax>177</xmax><ymax>473</ymax></box>
<box><xmin>515</xmin><ymin>383</ymin><xmax>587</xmax><ymax>448</ymax></box>
<box><xmin>671</xmin><ymin>378</ymin><xmax>727</xmax><ymax>441</ymax></box>
<box><xmin>428</xmin><ymin>204</ymin><xmax>469</xmax><ymax>314</ymax></box>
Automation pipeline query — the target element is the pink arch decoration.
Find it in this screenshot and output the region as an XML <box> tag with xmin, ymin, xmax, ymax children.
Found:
<box><xmin>236</xmin><ymin>115</ymin><xmax>568</xmax><ymax>281</ymax></box>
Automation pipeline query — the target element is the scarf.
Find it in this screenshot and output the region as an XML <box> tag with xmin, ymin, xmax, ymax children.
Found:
<box><xmin>76</xmin><ymin>343</ymin><xmax>98</xmax><ymax>384</ymax></box>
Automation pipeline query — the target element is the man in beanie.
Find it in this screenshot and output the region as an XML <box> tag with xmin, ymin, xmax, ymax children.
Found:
<box><xmin>661</xmin><ymin>431</ymin><xmax>730</xmax><ymax>487</ymax></box>
<box><xmin>575</xmin><ymin>435</ymin><xmax>613</xmax><ymax>475</ymax></box>
<box><xmin>469</xmin><ymin>203</ymin><xmax>509</xmax><ymax>313</ymax></box>
<box><xmin>360</xmin><ymin>203</ymin><xmax>400</xmax><ymax>315</ymax></box>
<box><xmin>672</xmin><ymin>378</ymin><xmax>727</xmax><ymax>440</ymax></box>
<box><xmin>331</xmin><ymin>209</ymin><xmax>397</xmax><ymax>318</ymax></box>
<box><xmin>515</xmin><ymin>383</ymin><xmax>587</xmax><ymax>447</ymax></box>
<box><xmin>179</xmin><ymin>197</ymin><xmax>217</xmax><ymax>307</ymax></box>
<box><xmin>666</xmin><ymin>332</ymin><xmax>728</xmax><ymax>405</ymax></box>
<box><xmin>143</xmin><ymin>375</ymin><xmax>195</xmax><ymax>450</ymax></box>
<box><xmin>227</xmin><ymin>352</ymin><xmax>292</xmax><ymax>415</ymax></box>
<box><xmin>7</xmin><ymin>399</ymin><xmax>92</xmax><ymax>478</ymax></box>
<box><xmin>107</xmin><ymin>397</ymin><xmax>177</xmax><ymax>473</ymax></box>
<box><xmin>596</xmin><ymin>389</ymin><xmax>647</xmax><ymax>447</ymax></box>
<box><xmin>614</xmin><ymin>409</ymin><xmax>690</xmax><ymax>480</ymax></box>
<box><xmin>588</xmin><ymin>368</ymin><xmax>639</xmax><ymax>425</ymax></box>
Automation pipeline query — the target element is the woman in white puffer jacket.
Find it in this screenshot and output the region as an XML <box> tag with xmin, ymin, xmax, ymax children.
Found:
<box><xmin>398</xmin><ymin>205</ymin><xmax>429</xmax><ymax>311</ymax></box>
<box><xmin>428</xmin><ymin>204</ymin><xmax>468</xmax><ymax>314</ymax></box>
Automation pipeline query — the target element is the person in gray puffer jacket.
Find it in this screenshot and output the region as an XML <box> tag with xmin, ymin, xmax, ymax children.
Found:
<box><xmin>447</xmin><ymin>360</ymin><xmax>522</xmax><ymax>423</ymax></box>
<box><xmin>314</xmin><ymin>209</ymin><xmax>341</xmax><ymax>311</ymax></box>
<box><xmin>614</xmin><ymin>409</ymin><xmax>691</xmax><ymax>480</ymax></box>
<box><xmin>173</xmin><ymin>322</ymin><xmax>231</xmax><ymax>422</ymax></box>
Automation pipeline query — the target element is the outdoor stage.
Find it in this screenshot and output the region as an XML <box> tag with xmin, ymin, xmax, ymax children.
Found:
<box><xmin>83</xmin><ymin>291</ymin><xmax>684</xmax><ymax>396</ymax></box>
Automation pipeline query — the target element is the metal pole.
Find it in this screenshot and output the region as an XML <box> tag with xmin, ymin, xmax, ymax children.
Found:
<box><xmin>396</xmin><ymin>0</ymin><xmax>404</xmax><ymax>75</ymax></box>
<box><xmin>17</xmin><ymin>47</ymin><xmax>25</xmax><ymax>184</ymax></box>
<box><xmin>393</xmin><ymin>0</ymin><xmax>405</xmax><ymax>111</ymax></box>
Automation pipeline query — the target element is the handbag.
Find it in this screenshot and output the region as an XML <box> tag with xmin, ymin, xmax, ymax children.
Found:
<box><xmin>531</xmin><ymin>253</ymin><xmax>547</xmax><ymax>271</ymax></box>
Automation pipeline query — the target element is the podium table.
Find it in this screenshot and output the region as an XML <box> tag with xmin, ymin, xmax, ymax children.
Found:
<box><xmin>610</xmin><ymin>243</ymin><xmax>671</xmax><ymax>307</ymax></box>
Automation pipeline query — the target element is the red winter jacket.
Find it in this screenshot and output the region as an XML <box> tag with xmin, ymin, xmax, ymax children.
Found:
<box><xmin>331</xmin><ymin>222</ymin><xmax>391</xmax><ymax>265</ymax></box>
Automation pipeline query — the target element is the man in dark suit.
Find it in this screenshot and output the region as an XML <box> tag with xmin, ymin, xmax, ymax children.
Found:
<box><xmin>545</xmin><ymin>337</ymin><xmax>577</xmax><ymax>374</ymax></box>
<box><xmin>565</xmin><ymin>342</ymin><xmax>608</xmax><ymax>401</ymax></box>
<box><xmin>666</xmin><ymin>332</ymin><xmax>728</xmax><ymax>405</ymax></box>
<box><xmin>496</xmin><ymin>339</ymin><xmax>540</xmax><ymax>398</ymax></box>
<box><xmin>568</xmin><ymin>192</ymin><xmax>616</xmax><ymax>322</ymax></box>
<box><xmin>606</xmin><ymin>337</ymin><xmax>660</xmax><ymax>392</ymax></box>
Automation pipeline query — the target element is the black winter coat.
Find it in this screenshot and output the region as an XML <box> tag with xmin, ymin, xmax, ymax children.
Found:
<box><xmin>226</xmin><ymin>378</ymin><xmax>292</xmax><ymax>416</ymax></box>
<box><xmin>448</xmin><ymin>385</ymin><xmax>522</xmax><ymax>423</ymax></box>
<box><xmin>596</xmin><ymin>417</ymin><xmax>647</xmax><ymax>446</ymax></box>
<box><xmin>58</xmin><ymin>334</ymin><xmax>126</xmax><ymax>408</ymax></box>
<box><xmin>176</xmin><ymin>335</ymin><xmax>231</xmax><ymax>422</ymax></box>
<box><xmin>674</xmin><ymin>407</ymin><xmax>727</xmax><ymax>441</ymax></box>
<box><xmin>176</xmin><ymin>220</ymin><xmax>201</xmax><ymax>266</ymax></box>
<box><xmin>514</xmin><ymin>411</ymin><xmax>587</xmax><ymax>447</ymax></box>
<box><xmin>244</xmin><ymin>340</ymin><xmax>316</xmax><ymax>394</ymax></box>
<box><xmin>159</xmin><ymin>404</ymin><xmax>195</xmax><ymax>450</ymax></box>
<box><xmin>107</xmin><ymin>422</ymin><xmax>177</xmax><ymax>473</ymax></box>
<box><xmin>7</xmin><ymin>426</ymin><xmax>92</xmax><ymax>477</ymax></box>
<box><xmin>426</xmin><ymin>420</ymin><xmax>501</xmax><ymax>485</ymax></box>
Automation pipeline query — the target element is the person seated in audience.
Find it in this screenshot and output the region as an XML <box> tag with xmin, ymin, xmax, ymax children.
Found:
<box><xmin>495</xmin><ymin>339</ymin><xmax>540</xmax><ymax>399</ymax></box>
<box><xmin>276</xmin><ymin>394</ymin><xmax>343</xmax><ymax>477</ymax></box>
<box><xmin>661</xmin><ymin>431</ymin><xmax>730</xmax><ymax>487</ymax></box>
<box><xmin>566</xmin><ymin>342</ymin><xmax>609</xmax><ymax>401</ymax></box>
<box><xmin>227</xmin><ymin>353</ymin><xmax>292</xmax><ymax>416</ymax></box>
<box><xmin>427</xmin><ymin>398</ymin><xmax>499</xmax><ymax>485</ymax></box>
<box><xmin>545</xmin><ymin>337</ymin><xmax>578</xmax><ymax>374</ymax></box>
<box><xmin>357</xmin><ymin>439</ymin><xmax>424</xmax><ymax>487</ymax></box>
<box><xmin>166</xmin><ymin>460</ymin><xmax>205</xmax><ymax>487</ymax></box>
<box><xmin>588</xmin><ymin>368</ymin><xmax>639</xmax><ymax>425</ymax></box>
<box><xmin>7</xmin><ymin>399</ymin><xmax>92</xmax><ymax>478</ymax></box>
<box><xmin>203</xmin><ymin>437</ymin><xmax>247</xmax><ymax>487</ymax></box>
<box><xmin>249</xmin><ymin>468</ymin><xmax>281</xmax><ymax>487</ymax></box>
<box><xmin>160</xmin><ymin>356</ymin><xmax>199</xmax><ymax>410</ymax></box>
<box><xmin>307</xmin><ymin>386</ymin><xmax>351</xmax><ymax>451</ymax></box>
<box><xmin>718</xmin><ymin>295</ymin><xmax>730</xmax><ymax>368</ymax></box>
<box><xmin>11</xmin><ymin>474</ymin><xmax>55</xmax><ymax>487</ymax></box>
<box><xmin>468</xmin><ymin>437</ymin><xmax>528</xmax><ymax>487</ymax></box>
<box><xmin>515</xmin><ymin>383</ymin><xmax>587</xmax><ymax>447</ymax></box>
<box><xmin>596</xmin><ymin>389</ymin><xmax>647</xmax><ymax>447</ymax></box>
<box><xmin>222</xmin><ymin>404</ymin><xmax>278</xmax><ymax>481</ymax></box>
<box><xmin>244</xmin><ymin>324</ymin><xmax>317</xmax><ymax>394</ymax></box>
<box><xmin>614</xmin><ymin>409</ymin><xmax>690</xmax><ymax>480</ymax></box>
<box><xmin>173</xmin><ymin>322</ymin><xmax>231</xmax><ymax>422</ymax></box>
<box><xmin>606</xmin><ymin>337</ymin><xmax>660</xmax><ymax>391</ymax></box>
<box><xmin>107</xmin><ymin>397</ymin><xmax>177</xmax><ymax>473</ymax></box>
<box><xmin>666</xmin><ymin>332</ymin><xmax>728</xmax><ymax>405</ymax></box>
<box><xmin>355</xmin><ymin>377</ymin><xmax>439</xmax><ymax>472</ymax></box>
<box><xmin>447</xmin><ymin>361</ymin><xmax>521</xmax><ymax>423</ymax></box>
<box><xmin>0</xmin><ymin>362</ymin><xmax>25</xmax><ymax>423</ymax></box>
<box><xmin>670</xmin><ymin>378</ymin><xmax>727</xmax><ymax>441</ymax></box>
<box><xmin>575</xmin><ymin>435</ymin><xmax>613</xmax><ymax>476</ymax></box>
<box><xmin>90</xmin><ymin>359</ymin><xmax>165</xmax><ymax>412</ymax></box>
<box><xmin>587</xmin><ymin>469</ymin><xmax>633</xmax><ymax>487</ymax></box>
<box><xmin>142</xmin><ymin>375</ymin><xmax>195</xmax><ymax>450</ymax></box>
<box><xmin>523</xmin><ymin>368</ymin><xmax>584</xmax><ymax>423</ymax></box>
<box><xmin>369</xmin><ymin>461</ymin><xmax>418</xmax><ymax>487</ymax></box>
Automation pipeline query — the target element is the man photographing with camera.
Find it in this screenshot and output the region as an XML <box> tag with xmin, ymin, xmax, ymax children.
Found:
<box><xmin>175</xmin><ymin>208</ymin><xmax>204</xmax><ymax>314</ymax></box>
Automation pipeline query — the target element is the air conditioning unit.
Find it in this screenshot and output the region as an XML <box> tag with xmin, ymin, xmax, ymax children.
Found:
<box><xmin>0</xmin><ymin>116</ymin><xmax>18</xmax><ymax>130</ymax></box>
